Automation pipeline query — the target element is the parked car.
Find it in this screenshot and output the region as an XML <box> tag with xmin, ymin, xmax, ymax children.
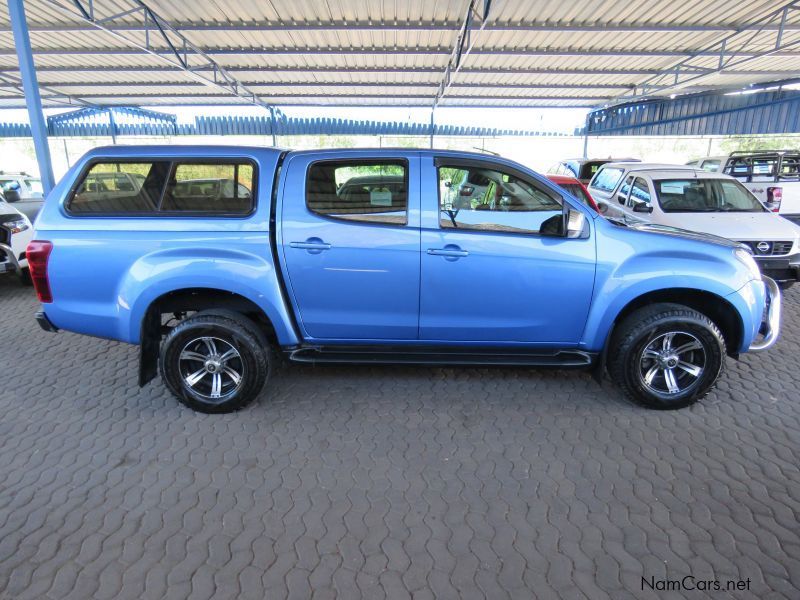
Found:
<box><xmin>685</xmin><ymin>156</ymin><xmax>726</xmax><ymax>172</ymax></box>
<box><xmin>546</xmin><ymin>174</ymin><xmax>600</xmax><ymax>212</ymax></box>
<box><xmin>687</xmin><ymin>151</ymin><xmax>800</xmax><ymax>222</ymax></box>
<box><xmin>548</xmin><ymin>157</ymin><xmax>640</xmax><ymax>184</ymax></box>
<box><xmin>589</xmin><ymin>162</ymin><xmax>800</xmax><ymax>287</ymax></box>
<box><xmin>0</xmin><ymin>171</ymin><xmax>43</xmax><ymax>202</ymax></box>
<box><xmin>0</xmin><ymin>197</ymin><xmax>33</xmax><ymax>283</ymax></box>
<box><xmin>29</xmin><ymin>146</ymin><xmax>780</xmax><ymax>413</ymax></box>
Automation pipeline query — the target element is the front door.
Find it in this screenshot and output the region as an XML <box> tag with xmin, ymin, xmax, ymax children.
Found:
<box><xmin>419</xmin><ymin>157</ymin><xmax>596</xmax><ymax>344</ymax></box>
<box><xmin>280</xmin><ymin>153</ymin><xmax>420</xmax><ymax>340</ymax></box>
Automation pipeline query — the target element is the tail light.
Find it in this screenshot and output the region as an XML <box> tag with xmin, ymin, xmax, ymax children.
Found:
<box><xmin>26</xmin><ymin>240</ymin><xmax>53</xmax><ymax>303</ymax></box>
<box><xmin>766</xmin><ymin>187</ymin><xmax>782</xmax><ymax>212</ymax></box>
<box><xmin>459</xmin><ymin>185</ymin><xmax>475</xmax><ymax>196</ymax></box>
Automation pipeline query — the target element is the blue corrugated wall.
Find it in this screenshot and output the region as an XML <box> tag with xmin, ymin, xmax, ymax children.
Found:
<box><xmin>583</xmin><ymin>89</ymin><xmax>800</xmax><ymax>137</ymax></box>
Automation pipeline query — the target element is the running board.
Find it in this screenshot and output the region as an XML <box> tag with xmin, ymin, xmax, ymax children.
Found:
<box><xmin>287</xmin><ymin>345</ymin><xmax>596</xmax><ymax>368</ymax></box>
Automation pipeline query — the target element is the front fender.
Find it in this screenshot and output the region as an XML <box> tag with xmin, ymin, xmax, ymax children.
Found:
<box><xmin>120</xmin><ymin>247</ymin><xmax>298</xmax><ymax>345</ymax></box>
<box><xmin>582</xmin><ymin>242</ymin><xmax>752</xmax><ymax>351</ymax></box>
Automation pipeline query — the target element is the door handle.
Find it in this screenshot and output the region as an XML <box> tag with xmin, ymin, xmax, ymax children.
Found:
<box><xmin>427</xmin><ymin>247</ymin><xmax>469</xmax><ymax>258</ymax></box>
<box><xmin>290</xmin><ymin>238</ymin><xmax>331</xmax><ymax>253</ymax></box>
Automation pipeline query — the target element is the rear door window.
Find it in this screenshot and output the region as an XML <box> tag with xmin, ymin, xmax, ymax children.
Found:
<box><xmin>617</xmin><ymin>175</ymin><xmax>634</xmax><ymax>204</ymax></box>
<box><xmin>628</xmin><ymin>177</ymin><xmax>652</xmax><ymax>208</ymax></box>
<box><xmin>306</xmin><ymin>161</ymin><xmax>408</xmax><ymax>226</ymax></box>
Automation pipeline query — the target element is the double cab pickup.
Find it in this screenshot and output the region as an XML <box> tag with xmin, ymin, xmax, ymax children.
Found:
<box><xmin>29</xmin><ymin>146</ymin><xmax>780</xmax><ymax>412</ymax></box>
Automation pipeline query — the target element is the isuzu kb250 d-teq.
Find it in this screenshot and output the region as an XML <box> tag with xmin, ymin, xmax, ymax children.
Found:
<box><xmin>28</xmin><ymin>146</ymin><xmax>780</xmax><ymax>412</ymax></box>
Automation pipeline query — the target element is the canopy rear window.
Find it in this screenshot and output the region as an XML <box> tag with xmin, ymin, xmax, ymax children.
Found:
<box><xmin>67</xmin><ymin>159</ymin><xmax>256</xmax><ymax>216</ymax></box>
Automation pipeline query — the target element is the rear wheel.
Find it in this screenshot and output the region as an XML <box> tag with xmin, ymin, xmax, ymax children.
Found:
<box><xmin>608</xmin><ymin>303</ymin><xmax>726</xmax><ymax>410</ymax></box>
<box><xmin>159</xmin><ymin>312</ymin><xmax>271</xmax><ymax>413</ymax></box>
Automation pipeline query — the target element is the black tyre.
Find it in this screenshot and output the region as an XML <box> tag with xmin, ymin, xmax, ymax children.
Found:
<box><xmin>608</xmin><ymin>303</ymin><xmax>726</xmax><ymax>410</ymax></box>
<box><xmin>159</xmin><ymin>312</ymin><xmax>271</xmax><ymax>413</ymax></box>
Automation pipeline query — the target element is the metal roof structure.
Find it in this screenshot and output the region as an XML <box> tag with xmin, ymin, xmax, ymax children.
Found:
<box><xmin>1</xmin><ymin>0</ymin><xmax>800</xmax><ymax>110</ymax></box>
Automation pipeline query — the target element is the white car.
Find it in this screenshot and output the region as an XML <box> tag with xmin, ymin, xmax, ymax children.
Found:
<box><xmin>687</xmin><ymin>151</ymin><xmax>800</xmax><ymax>223</ymax></box>
<box><xmin>588</xmin><ymin>163</ymin><xmax>800</xmax><ymax>287</ymax></box>
<box><xmin>0</xmin><ymin>171</ymin><xmax>44</xmax><ymax>202</ymax></box>
<box><xmin>0</xmin><ymin>198</ymin><xmax>33</xmax><ymax>283</ymax></box>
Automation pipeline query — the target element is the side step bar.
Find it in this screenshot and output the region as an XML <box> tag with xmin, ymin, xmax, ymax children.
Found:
<box><xmin>287</xmin><ymin>345</ymin><xmax>596</xmax><ymax>368</ymax></box>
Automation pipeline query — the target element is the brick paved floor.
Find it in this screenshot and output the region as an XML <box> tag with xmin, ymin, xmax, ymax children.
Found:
<box><xmin>1</xmin><ymin>276</ymin><xmax>798</xmax><ymax>599</ymax></box>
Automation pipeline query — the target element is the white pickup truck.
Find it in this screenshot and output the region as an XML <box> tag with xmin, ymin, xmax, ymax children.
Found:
<box><xmin>688</xmin><ymin>151</ymin><xmax>800</xmax><ymax>224</ymax></box>
<box><xmin>0</xmin><ymin>197</ymin><xmax>33</xmax><ymax>283</ymax></box>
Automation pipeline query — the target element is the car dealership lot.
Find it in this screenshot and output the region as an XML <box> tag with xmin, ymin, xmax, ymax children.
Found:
<box><xmin>1</xmin><ymin>277</ymin><xmax>799</xmax><ymax>599</ymax></box>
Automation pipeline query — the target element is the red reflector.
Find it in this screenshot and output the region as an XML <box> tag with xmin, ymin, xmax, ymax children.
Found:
<box><xmin>26</xmin><ymin>240</ymin><xmax>53</xmax><ymax>303</ymax></box>
<box><xmin>766</xmin><ymin>187</ymin><xmax>782</xmax><ymax>213</ymax></box>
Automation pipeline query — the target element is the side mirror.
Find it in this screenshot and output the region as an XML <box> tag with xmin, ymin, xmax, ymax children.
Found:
<box><xmin>444</xmin><ymin>180</ymin><xmax>452</xmax><ymax>188</ymax></box>
<box><xmin>566</xmin><ymin>209</ymin><xmax>587</xmax><ymax>239</ymax></box>
<box><xmin>596</xmin><ymin>202</ymin><xmax>608</xmax><ymax>214</ymax></box>
<box><xmin>633</xmin><ymin>203</ymin><xmax>653</xmax><ymax>214</ymax></box>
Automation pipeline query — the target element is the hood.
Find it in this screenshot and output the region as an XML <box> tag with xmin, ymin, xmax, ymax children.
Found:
<box><xmin>656</xmin><ymin>211</ymin><xmax>800</xmax><ymax>242</ymax></box>
<box><xmin>622</xmin><ymin>221</ymin><xmax>746</xmax><ymax>249</ymax></box>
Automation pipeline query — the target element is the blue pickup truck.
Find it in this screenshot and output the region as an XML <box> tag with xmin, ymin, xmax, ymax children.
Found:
<box><xmin>28</xmin><ymin>146</ymin><xmax>780</xmax><ymax>413</ymax></box>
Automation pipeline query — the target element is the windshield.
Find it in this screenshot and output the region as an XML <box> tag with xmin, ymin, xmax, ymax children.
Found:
<box><xmin>655</xmin><ymin>178</ymin><xmax>765</xmax><ymax>213</ymax></box>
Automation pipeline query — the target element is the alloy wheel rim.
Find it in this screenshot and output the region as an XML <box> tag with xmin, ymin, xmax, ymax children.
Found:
<box><xmin>638</xmin><ymin>331</ymin><xmax>706</xmax><ymax>396</ymax></box>
<box><xmin>178</xmin><ymin>336</ymin><xmax>244</xmax><ymax>402</ymax></box>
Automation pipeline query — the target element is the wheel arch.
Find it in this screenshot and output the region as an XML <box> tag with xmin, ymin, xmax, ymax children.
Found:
<box><xmin>138</xmin><ymin>287</ymin><xmax>282</xmax><ymax>386</ymax></box>
<box><xmin>599</xmin><ymin>288</ymin><xmax>743</xmax><ymax>361</ymax></box>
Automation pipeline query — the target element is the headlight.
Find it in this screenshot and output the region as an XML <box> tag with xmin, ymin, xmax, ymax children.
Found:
<box><xmin>734</xmin><ymin>247</ymin><xmax>761</xmax><ymax>281</ymax></box>
<box><xmin>7</xmin><ymin>218</ymin><xmax>30</xmax><ymax>234</ymax></box>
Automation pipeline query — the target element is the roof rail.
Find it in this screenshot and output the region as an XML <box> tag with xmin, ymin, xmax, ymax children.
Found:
<box><xmin>728</xmin><ymin>149</ymin><xmax>799</xmax><ymax>156</ymax></box>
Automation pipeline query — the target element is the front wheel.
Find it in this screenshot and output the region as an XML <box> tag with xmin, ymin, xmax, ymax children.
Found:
<box><xmin>608</xmin><ymin>303</ymin><xmax>726</xmax><ymax>410</ymax></box>
<box><xmin>159</xmin><ymin>312</ymin><xmax>271</xmax><ymax>413</ymax></box>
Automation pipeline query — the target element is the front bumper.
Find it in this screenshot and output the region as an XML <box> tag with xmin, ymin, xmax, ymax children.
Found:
<box><xmin>753</xmin><ymin>251</ymin><xmax>800</xmax><ymax>285</ymax></box>
<box><xmin>749</xmin><ymin>276</ymin><xmax>781</xmax><ymax>352</ymax></box>
<box><xmin>0</xmin><ymin>242</ymin><xmax>21</xmax><ymax>275</ymax></box>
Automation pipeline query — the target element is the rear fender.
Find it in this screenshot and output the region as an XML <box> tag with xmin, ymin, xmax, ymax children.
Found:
<box><xmin>120</xmin><ymin>247</ymin><xmax>299</xmax><ymax>346</ymax></box>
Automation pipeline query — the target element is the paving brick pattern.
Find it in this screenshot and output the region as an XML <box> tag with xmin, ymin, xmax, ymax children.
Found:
<box><xmin>1</xmin><ymin>277</ymin><xmax>799</xmax><ymax>599</ymax></box>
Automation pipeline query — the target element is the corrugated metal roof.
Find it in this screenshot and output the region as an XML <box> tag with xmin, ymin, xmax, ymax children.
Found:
<box><xmin>0</xmin><ymin>0</ymin><xmax>798</xmax><ymax>109</ymax></box>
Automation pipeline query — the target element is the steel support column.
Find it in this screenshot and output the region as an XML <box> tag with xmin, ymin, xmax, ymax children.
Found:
<box><xmin>7</xmin><ymin>0</ymin><xmax>55</xmax><ymax>194</ymax></box>
<box><xmin>582</xmin><ymin>112</ymin><xmax>590</xmax><ymax>158</ymax></box>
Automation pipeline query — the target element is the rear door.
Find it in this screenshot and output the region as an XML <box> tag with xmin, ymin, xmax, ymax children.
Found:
<box><xmin>279</xmin><ymin>152</ymin><xmax>421</xmax><ymax>340</ymax></box>
<box><xmin>620</xmin><ymin>176</ymin><xmax>654</xmax><ymax>223</ymax></box>
<box><xmin>419</xmin><ymin>156</ymin><xmax>596</xmax><ymax>344</ymax></box>
<box><xmin>603</xmin><ymin>174</ymin><xmax>633</xmax><ymax>220</ymax></box>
